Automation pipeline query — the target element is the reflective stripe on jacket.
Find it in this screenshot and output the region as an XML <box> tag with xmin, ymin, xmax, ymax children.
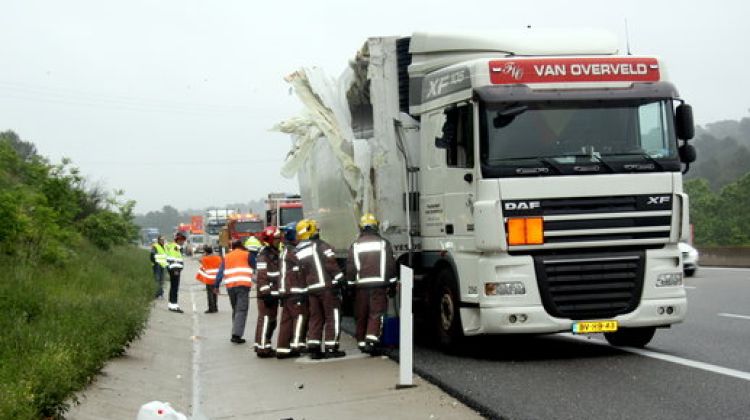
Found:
<box><xmin>296</xmin><ymin>239</ymin><xmax>343</xmax><ymax>291</ymax></box>
<box><xmin>222</xmin><ymin>249</ymin><xmax>253</xmax><ymax>288</ymax></box>
<box><xmin>151</xmin><ymin>243</ymin><xmax>168</xmax><ymax>268</ymax></box>
<box><xmin>165</xmin><ymin>242</ymin><xmax>184</xmax><ymax>270</ymax></box>
<box><xmin>256</xmin><ymin>246</ymin><xmax>282</xmax><ymax>296</ymax></box>
<box><xmin>279</xmin><ymin>247</ymin><xmax>306</xmax><ymax>295</ymax></box>
<box><xmin>196</xmin><ymin>255</ymin><xmax>222</xmax><ymax>285</ymax></box>
<box><xmin>345</xmin><ymin>232</ymin><xmax>397</xmax><ymax>288</ymax></box>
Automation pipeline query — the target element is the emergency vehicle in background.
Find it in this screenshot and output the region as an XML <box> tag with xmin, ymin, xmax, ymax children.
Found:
<box><xmin>219</xmin><ymin>212</ymin><xmax>265</xmax><ymax>250</ymax></box>
<box><xmin>277</xmin><ymin>30</ymin><xmax>697</xmax><ymax>349</ymax></box>
<box><xmin>188</xmin><ymin>215</ymin><xmax>205</xmax><ymax>255</ymax></box>
<box><xmin>205</xmin><ymin>209</ymin><xmax>237</xmax><ymax>251</ymax></box>
<box><xmin>266</xmin><ymin>193</ymin><xmax>304</xmax><ymax>227</ymax></box>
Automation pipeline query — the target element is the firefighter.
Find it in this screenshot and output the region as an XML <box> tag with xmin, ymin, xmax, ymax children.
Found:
<box><xmin>275</xmin><ymin>222</ymin><xmax>308</xmax><ymax>358</ymax></box>
<box><xmin>296</xmin><ymin>219</ymin><xmax>346</xmax><ymax>359</ymax></box>
<box><xmin>196</xmin><ymin>245</ymin><xmax>222</xmax><ymax>313</ymax></box>
<box><xmin>165</xmin><ymin>232</ymin><xmax>187</xmax><ymax>313</ymax></box>
<box><xmin>150</xmin><ymin>235</ymin><xmax>168</xmax><ymax>299</ymax></box>
<box><xmin>346</xmin><ymin>213</ymin><xmax>398</xmax><ymax>355</ymax></box>
<box><xmin>254</xmin><ymin>227</ymin><xmax>282</xmax><ymax>358</ymax></box>
<box><xmin>214</xmin><ymin>239</ymin><xmax>254</xmax><ymax>344</ymax></box>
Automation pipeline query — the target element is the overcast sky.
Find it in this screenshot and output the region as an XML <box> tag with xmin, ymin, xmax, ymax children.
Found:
<box><xmin>1</xmin><ymin>0</ymin><xmax>748</xmax><ymax>213</ymax></box>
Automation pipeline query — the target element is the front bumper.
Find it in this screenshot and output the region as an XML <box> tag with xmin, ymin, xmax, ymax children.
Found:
<box><xmin>462</xmin><ymin>296</ymin><xmax>686</xmax><ymax>335</ymax></box>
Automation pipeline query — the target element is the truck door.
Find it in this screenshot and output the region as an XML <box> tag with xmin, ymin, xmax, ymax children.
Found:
<box><xmin>441</xmin><ymin>104</ymin><xmax>477</xmax><ymax>239</ymax></box>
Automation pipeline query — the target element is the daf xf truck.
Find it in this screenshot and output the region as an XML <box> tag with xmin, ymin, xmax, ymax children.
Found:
<box><xmin>277</xmin><ymin>30</ymin><xmax>697</xmax><ymax>348</ymax></box>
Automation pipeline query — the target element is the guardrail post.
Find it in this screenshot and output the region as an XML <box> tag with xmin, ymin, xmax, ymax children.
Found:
<box><xmin>397</xmin><ymin>265</ymin><xmax>416</xmax><ymax>389</ymax></box>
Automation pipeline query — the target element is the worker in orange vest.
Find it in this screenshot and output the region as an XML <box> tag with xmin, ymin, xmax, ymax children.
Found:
<box><xmin>196</xmin><ymin>245</ymin><xmax>222</xmax><ymax>313</ymax></box>
<box><xmin>214</xmin><ymin>239</ymin><xmax>255</xmax><ymax>344</ymax></box>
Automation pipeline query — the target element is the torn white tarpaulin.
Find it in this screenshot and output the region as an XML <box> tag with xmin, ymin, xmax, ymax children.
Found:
<box><xmin>273</xmin><ymin>66</ymin><xmax>366</xmax><ymax>249</ymax></box>
<box><xmin>274</xmin><ymin>38</ymin><xmax>415</xmax><ymax>252</ymax></box>
<box><xmin>275</xmin><ymin>67</ymin><xmax>360</xmax><ymax>193</ymax></box>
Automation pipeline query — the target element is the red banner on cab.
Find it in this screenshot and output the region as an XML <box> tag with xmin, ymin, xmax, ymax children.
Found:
<box><xmin>489</xmin><ymin>57</ymin><xmax>660</xmax><ymax>85</ymax></box>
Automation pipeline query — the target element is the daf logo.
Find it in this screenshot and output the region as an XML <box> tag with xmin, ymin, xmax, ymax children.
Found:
<box><xmin>647</xmin><ymin>196</ymin><xmax>671</xmax><ymax>205</ymax></box>
<box><xmin>504</xmin><ymin>201</ymin><xmax>540</xmax><ymax>211</ymax></box>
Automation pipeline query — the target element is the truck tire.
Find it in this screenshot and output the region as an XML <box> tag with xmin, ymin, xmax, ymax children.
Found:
<box><xmin>434</xmin><ymin>268</ymin><xmax>464</xmax><ymax>350</ymax></box>
<box><xmin>684</xmin><ymin>268</ymin><xmax>696</xmax><ymax>277</ymax></box>
<box><xmin>604</xmin><ymin>326</ymin><xmax>656</xmax><ymax>348</ymax></box>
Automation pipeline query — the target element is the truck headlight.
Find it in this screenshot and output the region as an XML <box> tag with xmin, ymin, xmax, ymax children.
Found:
<box><xmin>656</xmin><ymin>272</ymin><xmax>683</xmax><ymax>287</ymax></box>
<box><xmin>485</xmin><ymin>281</ymin><xmax>526</xmax><ymax>296</ymax></box>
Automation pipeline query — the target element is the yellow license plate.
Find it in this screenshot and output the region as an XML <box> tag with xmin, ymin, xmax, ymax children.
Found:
<box><xmin>572</xmin><ymin>320</ymin><xmax>618</xmax><ymax>334</ymax></box>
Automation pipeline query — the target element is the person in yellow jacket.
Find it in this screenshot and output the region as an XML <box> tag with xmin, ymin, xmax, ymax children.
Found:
<box><xmin>165</xmin><ymin>232</ymin><xmax>187</xmax><ymax>313</ymax></box>
<box><xmin>196</xmin><ymin>245</ymin><xmax>222</xmax><ymax>313</ymax></box>
<box><xmin>150</xmin><ymin>235</ymin><xmax>168</xmax><ymax>299</ymax></box>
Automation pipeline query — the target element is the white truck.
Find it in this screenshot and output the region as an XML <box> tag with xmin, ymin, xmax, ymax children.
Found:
<box><xmin>277</xmin><ymin>30</ymin><xmax>697</xmax><ymax>349</ymax></box>
<box><xmin>204</xmin><ymin>209</ymin><xmax>236</xmax><ymax>251</ymax></box>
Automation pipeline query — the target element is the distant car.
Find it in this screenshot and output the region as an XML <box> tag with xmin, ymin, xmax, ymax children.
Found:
<box><xmin>679</xmin><ymin>242</ymin><xmax>699</xmax><ymax>277</ymax></box>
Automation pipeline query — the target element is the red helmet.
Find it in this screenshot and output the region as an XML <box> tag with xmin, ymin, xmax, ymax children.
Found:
<box><xmin>259</xmin><ymin>225</ymin><xmax>281</xmax><ymax>244</ymax></box>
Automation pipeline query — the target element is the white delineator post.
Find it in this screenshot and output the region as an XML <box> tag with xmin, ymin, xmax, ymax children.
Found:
<box><xmin>397</xmin><ymin>265</ymin><xmax>416</xmax><ymax>388</ymax></box>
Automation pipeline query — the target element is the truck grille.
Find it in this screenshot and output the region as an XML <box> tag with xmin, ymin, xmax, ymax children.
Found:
<box><xmin>503</xmin><ymin>194</ymin><xmax>673</xmax><ymax>250</ymax></box>
<box><xmin>534</xmin><ymin>251</ymin><xmax>645</xmax><ymax>320</ymax></box>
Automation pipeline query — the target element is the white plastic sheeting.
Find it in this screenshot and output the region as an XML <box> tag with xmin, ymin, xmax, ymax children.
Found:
<box><xmin>274</xmin><ymin>37</ymin><xmax>414</xmax><ymax>252</ymax></box>
<box><xmin>274</xmin><ymin>67</ymin><xmax>367</xmax><ymax>249</ymax></box>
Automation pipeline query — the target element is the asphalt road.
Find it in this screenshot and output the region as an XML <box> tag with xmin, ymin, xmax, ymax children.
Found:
<box><xmin>410</xmin><ymin>267</ymin><xmax>750</xmax><ymax>420</ymax></box>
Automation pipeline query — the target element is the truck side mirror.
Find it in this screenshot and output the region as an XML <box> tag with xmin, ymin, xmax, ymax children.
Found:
<box><xmin>679</xmin><ymin>143</ymin><xmax>697</xmax><ymax>164</ymax></box>
<box><xmin>675</xmin><ymin>103</ymin><xmax>695</xmax><ymax>140</ymax></box>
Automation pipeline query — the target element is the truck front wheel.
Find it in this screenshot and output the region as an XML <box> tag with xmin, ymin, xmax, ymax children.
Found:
<box><xmin>434</xmin><ymin>268</ymin><xmax>464</xmax><ymax>350</ymax></box>
<box><xmin>604</xmin><ymin>326</ymin><xmax>656</xmax><ymax>348</ymax></box>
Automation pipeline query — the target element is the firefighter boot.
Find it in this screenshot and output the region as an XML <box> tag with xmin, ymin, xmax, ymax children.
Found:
<box><xmin>325</xmin><ymin>348</ymin><xmax>346</xmax><ymax>358</ymax></box>
<box><xmin>256</xmin><ymin>349</ymin><xmax>276</xmax><ymax>359</ymax></box>
<box><xmin>309</xmin><ymin>346</ymin><xmax>325</xmax><ymax>360</ymax></box>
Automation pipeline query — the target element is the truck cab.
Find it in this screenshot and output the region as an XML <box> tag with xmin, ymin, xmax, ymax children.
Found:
<box><xmin>280</xmin><ymin>30</ymin><xmax>697</xmax><ymax>349</ymax></box>
<box><xmin>406</xmin><ymin>32</ymin><xmax>696</xmax><ymax>347</ymax></box>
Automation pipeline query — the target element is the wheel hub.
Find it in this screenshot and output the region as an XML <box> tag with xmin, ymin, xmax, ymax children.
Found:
<box><xmin>440</xmin><ymin>291</ymin><xmax>454</xmax><ymax>331</ymax></box>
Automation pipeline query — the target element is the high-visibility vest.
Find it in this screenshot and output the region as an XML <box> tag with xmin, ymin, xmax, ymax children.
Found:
<box><xmin>196</xmin><ymin>255</ymin><xmax>222</xmax><ymax>285</ymax></box>
<box><xmin>165</xmin><ymin>242</ymin><xmax>184</xmax><ymax>270</ymax></box>
<box><xmin>152</xmin><ymin>243</ymin><xmax>168</xmax><ymax>268</ymax></box>
<box><xmin>222</xmin><ymin>249</ymin><xmax>253</xmax><ymax>288</ymax></box>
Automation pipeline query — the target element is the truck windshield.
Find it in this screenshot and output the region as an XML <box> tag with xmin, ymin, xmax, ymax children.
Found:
<box><xmin>206</xmin><ymin>223</ymin><xmax>222</xmax><ymax>235</ymax></box>
<box><xmin>479</xmin><ymin>99</ymin><xmax>681</xmax><ymax>177</ymax></box>
<box><xmin>279</xmin><ymin>207</ymin><xmax>303</xmax><ymax>226</ymax></box>
<box><xmin>235</xmin><ymin>221</ymin><xmax>264</xmax><ymax>233</ymax></box>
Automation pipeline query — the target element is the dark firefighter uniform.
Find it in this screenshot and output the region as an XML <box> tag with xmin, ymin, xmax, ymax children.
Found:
<box><xmin>254</xmin><ymin>242</ymin><xmax>281</xmax><ymax>357</ymax></box>
<box><xmin>346</xmin><ymin>225</ymin><xmax>397</xmax><ymax>353</ymax></box>
<box><xmin>275</xmin><ymin>240</ymin><xmax>308</xmax><ymax>358</ymax></box>
<box><xmin>296</xmin><ymin>219</ymin><xmax>345</xmax><ymax>359</ymax></box>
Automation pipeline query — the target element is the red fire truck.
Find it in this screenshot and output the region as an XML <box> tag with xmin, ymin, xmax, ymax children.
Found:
<box><xmin>265</xmin><ymin>193</ymin><xmax>303</xmax><ymax>227</ymax></box>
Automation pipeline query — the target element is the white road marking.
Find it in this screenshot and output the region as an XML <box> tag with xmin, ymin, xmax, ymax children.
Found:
<box><xmin>684</xmin><ymin>286</ymin><xmax>697</xmax><ymax>290</ymax></box>
<box><xmin>700</xmin><ymin>266</ymin><xmax>750</xmax><ymax>272</ymax></box>
<box><xmin>564</xmin><ymin>334</ymin><xmax>750</xmax><ymax>382</ymax></box>
<box><xmin>190</xmin><ymin>284</ymin><xmax>209</xmax><ymax>420</ymax></box>
<box><xmin>718</xmin><ymin>313</ymin><xmax>750</xmax><ymax>321</ymax></box>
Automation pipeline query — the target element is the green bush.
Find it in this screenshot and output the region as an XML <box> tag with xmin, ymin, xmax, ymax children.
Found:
<box><xmin>0</xmin><ymin>130</ymin><xmax>148</xmax><ymax>419</ymax></box>
<box><xmin>0</xmin><ymin>243</ymin><xmax>153</xmax><ymax>419</ymax></box>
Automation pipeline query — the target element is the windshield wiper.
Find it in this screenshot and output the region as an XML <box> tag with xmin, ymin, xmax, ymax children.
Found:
<box><xmin>490</xmin><ymin>157</ymin><xmax>563</xmax><ymax>175</ymax></box>
<box><xmin>561</xmin><ymin>154</ymin><xmax>615</xmax><ymax>173</ymax></box>
<box><xmin>609</xmin><ymin>152</ymin><xmax>665</xmax><ymax>171</ymax></box>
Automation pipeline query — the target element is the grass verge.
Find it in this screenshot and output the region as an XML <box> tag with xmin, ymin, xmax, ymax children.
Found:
<box><xmin>0</xmin><ymin>243</ymin><xmax>153</xmax><ymax>419</ymax></box>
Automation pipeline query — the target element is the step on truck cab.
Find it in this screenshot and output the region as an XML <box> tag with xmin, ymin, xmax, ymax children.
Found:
<box><xmin>278</xmin><ymin>29</ymin><xmax>697</xmax><ymax>349</ymax></box>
